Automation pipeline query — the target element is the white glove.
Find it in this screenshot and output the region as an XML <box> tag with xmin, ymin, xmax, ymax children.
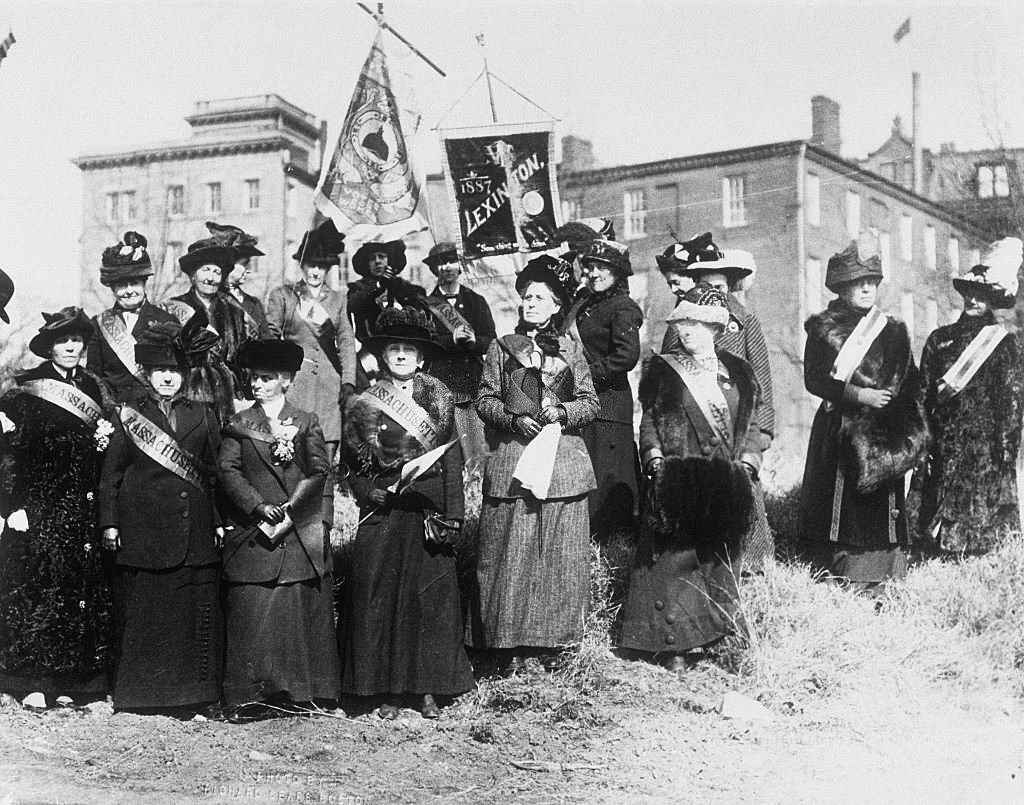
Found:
<box><xmin>6</xmin><ymin>510</ymin><xmax>28</xmax><ymax>532</ymax></box>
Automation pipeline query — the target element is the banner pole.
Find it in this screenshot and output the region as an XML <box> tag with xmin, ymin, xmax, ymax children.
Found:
<box><xmin>356</xmin><ymin>2</ymin><xmax>447</xmax><ymax>77</ymax></box>
<box><xmin>476</xmin><ymin>34</ymin><xmax>499</xmax><ymax>123</ymax></box>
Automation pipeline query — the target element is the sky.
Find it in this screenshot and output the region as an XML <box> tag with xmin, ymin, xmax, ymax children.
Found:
<box><xmin>1</xmin><ymin>0</ymin><xmax>1023</xmax><ymax>320</ymax></box>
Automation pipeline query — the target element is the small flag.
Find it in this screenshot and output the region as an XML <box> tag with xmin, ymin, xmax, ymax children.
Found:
<box><xmin>893</xmin><ymin>17</ymin><xmax>910</xmax><ymax>44</ymax></box>
<box><xmin>0</xmin><ymin>31</ymin><xmax>16</xmax><ymax>68</ymax></box>
<box><xmin>314</xmin><ymin>31</ymin><xmax>428</xmax><ymax>242</ymax></box>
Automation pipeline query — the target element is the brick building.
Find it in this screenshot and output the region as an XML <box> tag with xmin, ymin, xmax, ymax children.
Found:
<box><xmin>73</xmin><ymin>95</ymin><xmax>324</xmax><ymax>313</ymax></box>
<box><xmin>556</xmin><ymin>97</ymin><xmax>995</xmax><ymax>484</ymax></box>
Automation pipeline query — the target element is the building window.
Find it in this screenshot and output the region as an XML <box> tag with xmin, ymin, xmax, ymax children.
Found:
<box><xmin>105</xmin><ymin>192</ymin><xmax>120</xmax><ymax>225</ymax></box>
<box><xmin>805</xmin><ymin>173</ymin><xmax>820</xmax><ymax>227</ymax></box>
<box><xmin>167</xmin><ymin>185</ymin><xmax>184</xmax><ymax>216</ymax></box>
<box><xmin>948</xmin><ymin>236</ymin><xmax>960</xmax><ymax>272</ymax></box>
<box><xmin>164</xmin><ymin>241</ymin><xmax>182</xmax><ymax>273</ymax></box>
<box><xmin>206</xmin><ymin>182</ymin><xmax>222</xmax><ymax>214</ymax></box>
<box><xmin>899</xmin><ymin>214</ymin><xmax>913</xmax><ymax>261</ymax></box>
<box><xmin>977</xmin><ymin>164</ymin><xmax>1010</xmax><ymax>198</ymax></box>
<box><xmin>805</xmin><ymin>256</ymin><xmax>822</xmax><ymax>314</ymax></box>
<box><xmin>722</xmin><ymin>176</ymin><xmax>747</xmax><ymax>227</ymax></box>
<box><xmin>122</xmin><ymin>191</ymin><xmax>137</xmax><ymax>222</ymax></box>
<box><xmin>245</xmin><ymin>179</ymin><xmax>260</xmax><ymax>211</ymax></box>
<box><xmin>879</xmin><ymin>231</ymin><xmax>891</xmax><ymax>274</ymax></box>
<box><xmin>845</xmin><ymin>191</ymin><xmax>861</xmax><ymax>239</ymax></box>
<box><xmin>923</xmin><ymin>225</ymin><xmax>936</xmax><ymax>269</ymax></box>
<box><xmin>870</xmin><ymin>198</ymin><xmax>889</xmax><ymax>231</ymax></box>
<box><xmin>560</xmin><ymin>198</ymin><xmax>581</xmax><ymax>222</ymax></box>
<box><xmin>623</xmin><ymin>189</ymin><xmax>647</xmax><ymax>239</ymax></box>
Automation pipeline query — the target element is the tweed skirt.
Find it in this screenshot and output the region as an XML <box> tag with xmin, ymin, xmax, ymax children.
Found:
<box><xmin>467</xmin><ymin>494</ymin><xmax>590</xmax><ymax>649</ymax></box>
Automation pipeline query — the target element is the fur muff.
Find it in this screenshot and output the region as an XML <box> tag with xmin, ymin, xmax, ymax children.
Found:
<box><xmin>650</xmin><ymin>455</ymin><xmax>753</xmax><ymax>557</ymax></box>
<box><xmin>807</xmin><ymin>304</ymin><xmax>928</xmax><ymax>495</ymax></box>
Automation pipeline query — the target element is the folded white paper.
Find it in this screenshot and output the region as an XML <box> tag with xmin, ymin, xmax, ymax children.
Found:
<box><xmin>512</xmin><ymin>423</ymin><xmax>561</xmax><ymax>500</ymax></box>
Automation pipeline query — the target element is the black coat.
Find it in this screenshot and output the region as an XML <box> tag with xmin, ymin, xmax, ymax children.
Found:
<box><xmin>87</xmin><ymin>302</ymin><xmax>179</xmax><ymax>403</ymax></box>
<box><xmin>425</xmin><ymin>285</ymin><xmax>496</xmax><ymax>402</ymax></box>
<box><xmin>99</xmin><ymin>396</ymin><xmax>222</xmax><ymax>570</ymax></box>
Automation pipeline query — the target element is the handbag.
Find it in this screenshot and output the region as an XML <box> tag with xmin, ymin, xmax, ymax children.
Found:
<box><xmin>423</xmin><ymin>512</ymin><xmax>461</xmax><ymax>546</ymax></box>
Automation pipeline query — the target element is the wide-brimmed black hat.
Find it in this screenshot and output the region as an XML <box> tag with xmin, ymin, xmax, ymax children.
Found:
<box><xmin>352</xmin><ymin>240</ymin><xmax>408</xmax><ymax>277</ymax></box>
<box><xmin>515</xmin><ymin>255</ymin><xmax>574</xmax><ymax>309</ymax></box>
<box><xmin>206</xmin><ymin>221</ymin><xmax>264</xmax><ymax>261</ymax></box>
<box><xmin>423</xmin><ymin>241</ymin><xmax>460</xmax><ymax>274</ymax></box>
<box><xmin>237</xmin><ymin>339</ymin><xmax>305</xmax><ymax>374</ymax></box>
<box><xmin>0</xmin><ymin>268</ymin><xmax>14</xmax><ymax>324</ymax></box>
<box><xmin>361</xmin><ymin>307</ymin><xmax>443</xmax><ymax>360</ymax></box>
<box><xmin>179</xmin><ymin>237</ymin><xmax>235</xmax><ymax>276</ymax></box>
<box><xmin>135</xmin><ymin>321</ymin><xmax>184</xmax><ymax>368</ymax></box>
<box><xmin>952</xmin><ymin>237</ymin><xmax>1021</xmax><ymax>310</ymax></box>
<box><xmin>28</xmin><ymin>306</ymin><xmax>93</xmax><ymax>359</ymax></box>
<box><xmin>655</xmin><ymin>232</ymin><xmax>724</xmax><ymax>274</ymax></box>
<box><xmin>825</xmin><ymin>240</ymin><xmax>883</xmax><ymax>292</ymax></box>
<box><xmin>293</xmin><ymin>219</ymin><xmax>346</xmax><ymax>267</ymax></box>
<box><xmin>100</xmin><ymin>231</ymin><xmax>154</xmax><ymax>287</ymax></box>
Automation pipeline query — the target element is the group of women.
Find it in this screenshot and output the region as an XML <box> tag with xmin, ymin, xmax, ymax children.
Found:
<box><xmin>0</xmin><ymin>218</ymin><xmax>1020</xmax><ymax>718</ymax></box>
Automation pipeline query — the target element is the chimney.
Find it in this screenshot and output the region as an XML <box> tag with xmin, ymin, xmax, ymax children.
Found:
<box><xmin>810</xmin><ymin>95</ymin><xmax>841</xmax><ymax>155</ymax></box>
<box><xmin>560</xmin><ymin>135</ymin><xmax>596</xmax><ymax>174</ymax></box>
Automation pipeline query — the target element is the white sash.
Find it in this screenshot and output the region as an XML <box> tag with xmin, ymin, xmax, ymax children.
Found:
<box><xmin>425</xmin><ymin>294</ymin><xmax>474</xmax><ymax>339</ymax></box>
<box><xmin>361</xmin><ymin>381</ymin><xmax>441</xmax><ymax>451</ymax></box>
<box><xmin>830</xmin><ymin>306</ymin><xmax>887</xmax><ymax>384</ymax></box>
<box><xmin>118</xmin><ymin>404</ymin><xmax>204</xmax><ymax>489</ymax></box>
<box><xmin>938</xmin><ymin>324</ymin><xmax>1007</xmax><ymax>401</ymax></box>
<box><xmin>659</xmin><ymin>353</ymin><xmax>732</xmax><ymax>446</ymax></box>
<box><xmin>97</xmin><ymin>309</ymin><xmax>144</xmax><ymax>380</ymax></box>
<box><xmin>21</xmin><ymin>379</ymin><xmax>102</xmax><ymax>427</ymax></box>
<box><xmin>160</xmin><ymin>298</ymin><xmax>197</xmax><ymax>326</ymax></box>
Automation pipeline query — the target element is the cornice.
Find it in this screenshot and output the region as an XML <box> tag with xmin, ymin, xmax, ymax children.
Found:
<box><xmin>74</xmin><ymin>135</ymin><xmax>299</xmax><ymax>170</ymax></box>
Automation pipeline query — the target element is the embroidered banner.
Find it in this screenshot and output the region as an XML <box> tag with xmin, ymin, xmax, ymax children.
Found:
<box><xmin>658</xmin><ymin>353</ymin><xmax>732</xmax><ymax>446</ymax></box>
<box><xmin>118</xmin><ymin>405</ymin><xmax>203</xmax><ymax>489</ymax></box>
<box><xmin>361</xmin><ymin>380</ymin><xmax>439</xmax><ymax>451</ymax></box>
<box><xmin>97</xmin><ymin>308</ymin><xmax>144</xmax><ymax>380</ymax></box>
<box><xmin>937</xmin><ymin>324</ymin><xmax>1007</xmax><ymax>402</ymax></box>
<box><xmin>22</xmin><ymin>379</ymin><xmax>102</xmax><ymax>427</ymax></box>
<box><xmin>439</xmin><ymin>123</ymin><xmax>561</xmax><ymax>259</ymax></box>
<box><xmin>424</xmin><ymin>295</ymin><xmax>474</xmax><ymax>339</ymax></box>
<box><xmin>830</xmin><ymin>306</ymin><xmax>887</xmax><ymax>384</ymax></box>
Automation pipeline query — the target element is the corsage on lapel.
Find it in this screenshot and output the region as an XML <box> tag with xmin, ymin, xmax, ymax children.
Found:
<box><xmin>94</xmin><ymin>418</ymin><xmax>114</xmax><ymax>451</ymax></box>
<box><xmin>269</xmin><ymin>416</ymin><xmax>299</xmax><ymax>465</ymax></box>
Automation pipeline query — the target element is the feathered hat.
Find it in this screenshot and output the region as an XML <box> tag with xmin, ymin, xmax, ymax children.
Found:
<box><xmin>952</xmin><ymin>237</ymin><xmax>1021</xmax><ymax>309</ymax></box>
<box><xmin>656</xmin><ymin>232</ymin><xmax>724</xmax><ymax>274</ymax></box>
<box><xmin>579</xmin><ymin>237</ymin><xmax>633</xmax><ymax>277</ymax></box>
<box><xmin>825</xmin><ymin>231</ymin><xmax>884</xmax><ymax>292</ymax></box>
<box><xmin>100</xmin><ymin>231</ymin><xmax>153</xmax><ymax>287</ymax></box>
<box><xmin>205</xmin><ymin>221</ymin><xmax>264</xmax><ymax>260</ymax></box>
<box><xmin>360</xmin><ymin>306</ymin><xmax>443</xmax><ymax>360</ymax></box>
<box><xmin>351</xmin><ymin>239</ymin><xmax>407</xmax><ymax>277</ymax></box>
<box><xmin>555</xmin><ymin>218</ymin><xmax>616</xmax><ymax>261</ymax></box>
<box><xmin>293</xmin><ymin>219</ymin><xmax>346</xmax><ymax>267</ymax></box>
<box><xmin>666</xmin><ymin>282</ymin><xmax>742</xmax><ymax>331</ymax></box>
<box><xmin>515</xmin><ymin>254</ymin><xmax>575</xmax><ymax>309</ymax></box>
<box><xmin>28</xmin><ymin>306</ymin><xmax>93</xmax><ymax>359</ymax></box>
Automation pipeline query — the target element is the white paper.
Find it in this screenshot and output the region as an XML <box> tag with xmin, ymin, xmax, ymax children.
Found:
<box><xmin>387</xmin><ymin>438</ymin><xmax>460</xmax><ymax>495</ymax></box>
<box><xmin>512</xmin><ymin>423</ymin><xmax>561</xmax><ymax>500</ymax></box>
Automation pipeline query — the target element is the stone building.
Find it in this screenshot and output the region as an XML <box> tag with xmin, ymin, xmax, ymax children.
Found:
<box><xmin>73</xmin><ymin>95</ymin><xmax>324</xmax><ymax>313</ymax></box>
<box><xmin>555</xmin><ymin>97</ymin><xmax>995</xmax><ymax>485</ymax></box>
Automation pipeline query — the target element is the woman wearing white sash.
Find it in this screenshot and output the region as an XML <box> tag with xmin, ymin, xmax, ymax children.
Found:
<box><xmin>0</xmin><ymin>307</ymin><xmax>113</xmax><ymax>705</ymax></box>
<box><xmin>799</xmin><ymin>238</ymin><xmax>927</xmax><ymax>588</ymax></box>
<box><xmin>619</xmin><ymin>285</ymin><xmax>762</xmax><ymax>665</ymax></box>
<box><xmin>915</xmin><ymin>238</ymin><xmax>1024</xmax><ymax>553</ymax></box>
<box><xmin>469</xmin><ymin>257</ymin><xmax>599</xmax><ymax>670</ymax></box>
<box><xmin>99</xmin><ymin>322</ymin><xmax>224</xmax><ymax>714</ymax></box>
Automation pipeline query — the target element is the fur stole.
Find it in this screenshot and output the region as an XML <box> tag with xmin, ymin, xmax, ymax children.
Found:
<box><xmin>344</xmin><ymin>372</ymin><xmax>454</xmax><ymax>473</ymax></box>
<box><xmin>807</xmin><ymin>300</ymin><xmax>928</xmax><ymax>494</ymax></box>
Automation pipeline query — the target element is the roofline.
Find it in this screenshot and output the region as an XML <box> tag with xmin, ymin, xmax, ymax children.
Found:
<box><xmin>185</xmin><ymin>106</ymin><xmax>320</xmax><ymax>141</ymax></box>
<box><xmin>73</xmin><ymin>135</ymin><xmax>303</xmax><ymax>170</ymax></box>
<box><xmin>864</xmin><ymin>133</ymin><xmax>913</xmax><ymax>161</ymax></box>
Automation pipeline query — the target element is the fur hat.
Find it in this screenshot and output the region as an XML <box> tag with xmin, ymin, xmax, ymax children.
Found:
<box><xmin>656</xmin><ymin>232</ymin><xmax>724</xmax><ymax>274</ymax></box>
<box><xmin>515</xmin><ymin>255</ymin><xmax>574</xmax><ymax>309</ymax></box>
<box><xmin>825</xmin><ymin>232</ymin><xmax>883</xmax><ymax>292</ymax></box>
<box><xmin>237</xmin><ymin>339</ymin><xmax>305</xmax><ymax>374</ymax></box>
<box><xmin>952</xmin><ymin>237</ymin><xmax>1021</xmax><ymax>310</ymax></box>
<box><xmin>28</xmin><ymin>306</ymin><xmax>92</xmax><ymax>359</ymax></box>
<box><xmin>361</xmin><ymin>307</ymin><xmax>443</xmax><ymax>360</ymax></box>
<box><xmin>134</xmin><ymin>320</ymin><xmax>184</xmax><ymax>368</ymax></box>
<box><xmin>579</xmin><ymin>238</ymin><xmax>632</xmax><ymax>277</ymax></box>
<box><xmin>666</xmin><ymin>282</ymin><xmax>741</xmax><ymax>330</ymax></box>
<box><xmin>0</xmin><ymin>268</ymin><xmax>14</xmax><ymax>324</ymax></box>
<box><xmin>423</xmin><ymin>241</ymin><xmax>460</xmax><ymax>274</ymax></box>
<box><xmin>352</xmin><ymin>240</ymin><xmax>407</xmax><ymax>277</ymax></box>
<box><xmin>293</xmin><ymin>219</ymin><xmax>345</xmax><ymax>267</ymax></box>
<box><xmin>179</xmin><ymin>237</ymin><xmax>235</xmax><ymax>276</ymax></box>
<box><xmin>100</xmin><ymin>231</ymin><xmax>153</xmax><ymax>287</ymax></box>
<box><xmin>205</xmin><ymin>221</ymin><xmax>264</xmax><ymax>261</ymax></box>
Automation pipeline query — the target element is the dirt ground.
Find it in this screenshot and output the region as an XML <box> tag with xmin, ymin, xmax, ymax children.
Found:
<box><xmin>2</xmin><ymin>650</ymin><xmax>1022</xmax><ymax>805</ymax></box>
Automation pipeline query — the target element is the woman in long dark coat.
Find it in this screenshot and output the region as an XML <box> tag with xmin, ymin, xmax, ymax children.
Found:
<box><xmin>339</xmin><ymin>308</ymin><xmax>472</xmax><ymax>719</ymax></box>
<box><xmin>799</xmin><ymin>240</ymin><xmax>927</xmax><ymax>586</ymax></box>
<box><xmin>0</xmin><ymin>308</ymin><xmax>113</xmax><ymax>704</ymax></box>
<box><xmin>100</xmin><ymin>321</ymin><xmax>224</xmax><ymax>713</ymax></box>
<box><xmin>916</xmin><ymin>238</ymin><xmax>1023</xmax><ymax>553</ymax></box>
<box><xmin>619</xmin><ymin>285</ymin><xmax>762</xmax><ymax>664</ymax></box>
<box><xmin>564</xmin><ymin>238</ymin><xmax>643</xmax><ymax>536</ymax></box>
<box><xmin>469</xmin><ymin>257</ymin><xmax>599</xmax><ymax>664</ymax></box>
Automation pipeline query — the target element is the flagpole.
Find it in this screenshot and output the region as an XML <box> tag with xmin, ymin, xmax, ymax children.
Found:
<box><xmin>355</xmin><ymin>2</ymin><xmax>447</xmax><ymax>77</ymax></box>
<box><xmin>477</xmin><ymin>34</ymin><xmax>499</xmax><ymax>124</ymax></box>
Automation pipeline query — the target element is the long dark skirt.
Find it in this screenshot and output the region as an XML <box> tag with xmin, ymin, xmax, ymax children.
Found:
<box><xmin>467</xmin><ymin>494</ymin><xmax>590</xmax><ymax>649</ymax></box>
<box><xmin>338</xmin><ymin>507</ymin><xmax>473</xmax><ymax>697</ymax></box>
<box><xmin>112</xmin><ymin>563</ymin><xmax>221</xmax><ymax>710</ymax></box>
<box><xmin>223</xmin><ymin>576</ymin><xmax>340</xmax><ymax>706</ymax></box>
<box><xmin>582</xmin><ymin>419</ymin><xmax>640</xmax><ymax>534</ymax></box>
